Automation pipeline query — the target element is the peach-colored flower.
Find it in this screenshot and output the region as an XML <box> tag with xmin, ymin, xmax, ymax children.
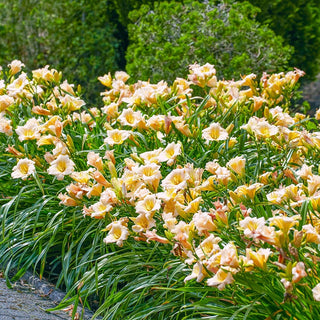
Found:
<box><xmin>207</xmin><ymin>269</ymin><xmax>234</xmax><ymax>290</ymax></box>
<box><xmin>195</xmin><ymin>234</ymin><xmax>221</xmax><ymax>261</ymax></box>
<box><xmin>184</xmin><ymin>262</ymin><xmax>207</xmax><ymax>283</ymax></box>
<box><xmin>98</xmin><ymin>73</ymin><xmax>112</xmax><ymax>87</ymax></box>
<box><xmin>192</xmin><ymin>211</ymin><xmax>216</xmax><ymax>235</ymax></box>
<box><xmin>90</xmin><ymin>201</ymin><xmax>113</xmax><ymax>219</ymax></box>
<box><xmin>7</xmin><ymin>72</ymin><xmax>29</xmax><ymax>97</ymax></box>
<box><xmin>0</xmin><ymin>95</ymin><xmax>14</xmax><ymax>112</ymax></box>
<box><xmin>87</xmin><ymin>152</ymin><xmax>104</xmax><ymax>171</ymax></box>
<box><xmin>308</xmin><ymin>174</ymin><xmax>320</xmax><ymax>195</ymax></box>
<box><xmin>158</xmin><ymin>142</ymin><xmax>182</xmax><ymax>165</ymax></box>
<box><xmin>220</xmin><ymin>243</ymin><xmax>239</xmax><ymax>268</ymax></box>
<box><xmin>292</xmin><ymin>262</ymin><xmax>307</xmax><ymax>283</ymax></box>
<box><xmin>11</xmin><ymin>158</ymin><xmax>35</xmax><ymax>180</ymax></box>
<box><xmin>246</xmin><ymin>248</ymin><xmax>271</xmax><ymax>269</ymax></box>
<box><xmin>202</xmin><ymin>123</ymin><xmax>228</xmax><ymax>142</ymax></box>
<box><xmin>131</xmin><ymin>213</ymin><xmax>156</xmax><ymax>233</ymax></box>
<box><xmin>296</xmin><ymin>164</ymin><xmax>313</xmax><ymax>180</ymax></box>
<box><xmin>104</xmin><ymin>129</ymin><xmax>131</xmax><ymax>146</ymax></box>
<box><xmin>47</xmin><ymin>155</ymin><xmax>75</xmax><ymax>180</ymax></box>
<box><xmin>118</xmin><ymin>108</ymin><xmax>144</xmax><ymax>128</ymax></box>
<box><xmin>32</xmin><ymin>65</ymin><xmax>57</xmax><ymax>82</ymax></box>
<box><xmin>140</xmin><ymin>148</ymin><xmax>163</xmax><ymax>164</ymax></box>
<box><xmin>60</xmin><ymin>95</ymin><xmax>85</xmax><ymax>112</ymax></box>
<box><xmin>312</xmin><ymin>283</ymin><xmax>320</xmax><ymax>301</ymax></box>
<box><xmin>58</xmin><ymin>193</ymin><xmax>78</xmax><ymax>206</ymax></box>
<box><xmin>8</xmin><ymin>59</ymin><xmax>25</xmax><ymax>75</ymax></box>
<box><xmin>161</xmin><ymin>168</ymin><xmax>189</xmax><ymax>191</ymax></box>
<box><xmin>16</xmin><ymin>118</ymin><xmax>41</xmax><ymax>142</ymax></box>
<box><xmin>135</xmin><ymin>194</ymin><xmax>161</xmax><ymax>215</ymax></box>
<box><xmin>226</xmin><ymin>156</ymin><xmax>246</xmax><ymax>176</ymax></box>
<box><xmin>0</xmin><ymin>112</ymin><xmax>12</xmax><ymax>135</ymax></box>
<box><xmin>302</xmin><ymin>224</ymin><xmax>320</xmax><ymax>244</ymax></box>
<box><xmin>103</xmin><ymin>218</ymin><xmax>129</xmax><ymax>247</ymax></box>
<box><xmin>269</xmin><ymin>214</ymin><xmax>300</xmax><ymax>234</ymax></box>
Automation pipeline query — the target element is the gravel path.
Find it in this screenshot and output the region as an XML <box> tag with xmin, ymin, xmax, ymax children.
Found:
<box><xmin>0</xmin><ymin>272</ymin><xmax>95</xmax><ymax>320</ymax></box>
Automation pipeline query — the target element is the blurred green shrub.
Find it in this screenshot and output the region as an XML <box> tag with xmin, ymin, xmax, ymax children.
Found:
<box><xmin>0</xmin><ymin>0</ymin><xmax>120</xmax><ymax>104</ymax></box>
<box><xmin>243</xmin><ymin>0</ymin><xmax>320</xmax><ymax>81</ymax></box>
<box><xmin>126</xmin><ymin>0</ymin><xmax>293</xmax><ymax>83</ymax></box>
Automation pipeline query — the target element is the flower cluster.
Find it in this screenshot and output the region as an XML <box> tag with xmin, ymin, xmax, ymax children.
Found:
<box><xmin>2</xmin><ymin>60</ymin><xmax>320</xmax><ymax>306</ymax></box>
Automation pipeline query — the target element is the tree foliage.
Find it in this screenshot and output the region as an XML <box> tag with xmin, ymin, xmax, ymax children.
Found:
<box><xmin>243</xmin><ymin>0</ymin><xmax>320</xmax><ymax>81</ymax></box>
<box><xmin>0</xmin><ymin>0</ymin><xmax>120</xmax><ymax>103</ymax></box>
<box><xmin>125</xmin><ymin>0</ymin><xmax>293</xmax><ymax>83</ymax></box>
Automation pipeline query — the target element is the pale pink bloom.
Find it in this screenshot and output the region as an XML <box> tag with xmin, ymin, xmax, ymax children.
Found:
<box><xmin>192</xmin><ymin>211</ymin><xmax>216</xmax><ymax>235</ymax></box>
<box><xmin>66</xmin><ymin>183</ymin><xmax>88</xmax><ymax>199</ymax></box>
<box><xmin>104</xmin><ymin>129</ymin><xmax>131</xmax><ymax>146</ymax></box>
<box><xmin>99</xmin><ymin>188</ymin><xmax>118</xmax><ymax>206</ymax></box>
<box><xmin>239</xmin><ymin>217</ymin><xmax>266</xmax><ymax>241</ymax></box>
<box><xmin>202</xmin><ymin>122</ymin><xmax>228</xmax><ymax>142</ymax></box>
<box><xmin>11</xmin><ymin>158</ymin><xmax>35</xmax><ymax>180</ymax></box>
<box><xmin>184</xmin><ymin>262</ymin><xmax>207</xmax><ymax>283</ymax></box>
<box><xmin>87</xmin><ymin>151</ymin><xmax>104</xmax><ymax>171</ymax></box>
<box><xmin>60</xmin><ymin>80</ymin><xmax>75</xmax><ymax>95</ymax></box>
<box><xmin>135</xmin><ymin>194</ymin><xmax>161</xmax><ymax>215</ymax></box>
<box><xmin>292</xmin><ymin>262</ymin><xmax>307</xmax><ymax>283</ymax></box>
<box><xmin>267</xmin><ymin>188</ymin><xmax>286</xmax><ymax>204</ymax></box>
<box><xmin>269</xmin><ymin>106</ymin><xmax>295</xmax><ymax>127</ymax></box>
<box><xmin>131</xmin><ymin>213</ymin><xmax>156</xmax><ymax>233</ymax></box>
<box><xmin>134</xmin><ymin>163</ymin><xmax>162</xmax><ymax>184</ymax></box>
<box><xmin>158</xmin><ymin>142</ymin><xmax>182</xmax><ymax>165</ymax></box>
<box><xmin>162</xmin><ymin>212</ymin><xmax>178</xmax><ymax>231</ymax></box>
<box><xmin>215</xmin><ymin>167</ymin><xmax>231</xmax><ymax>186</ymax></box>
<box><xmin>47</xmin><ymin>154</ymin><xmax>75</xmax><ymax>180</ymax></box>
<box><xmin>220</xmin><ymin>243</ymin><xmax>239</xmax><ymax>268</ymax></box>
<box><xmin>171</xmin><ymin>221</ymin><xmax>193</xmax><ymax>249</ymax></box>
<box><xmin>312</xmin><ymin>283</ymin><xmax>320</xmax><ymax>301</ymax></box>
<box><xmin>103</xmin><ymin>218</ymin><xmax>129</xmax><ymax>247</ymax></box>
<box><xmin>207</xmin><ymin>269</ymin><xmax>234</xmax><ymax>290</ymax></box>
<box><xmin>188</xmin><ymin>63</ymin><xmax>217</xmax><ymax>87</ymax></box>
<box><xmin>252</xmin><ymin>120</ymin><xmax>279</xmax><ymax>138</ymax></box>
<box><xmin>0</xmin><ymin>112</ymin><xmax>12</xmax><ymax>135</ymax></box>
<box><xmin>58</xmin><ymin>193</ymin><xmax>78</xmax><ymax>206</ymax></box>
<box><xmin>144</xmin><ymin>229</ymin><xmax>169</xmax><ymax>244</ymax></box>
<box><xmin>16</xmin><ymin>118</ymin><xmax>41</xmax><ymax>142</ymax></box>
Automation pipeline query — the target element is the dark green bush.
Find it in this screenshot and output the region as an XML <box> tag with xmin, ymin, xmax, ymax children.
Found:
<box><xmin>126</xmin><ymin>0</ymin><xmax>293</xmax><ymax>83</ymax></box>
<box><xmin>243</xmin><ymin>0</ymin><xmax>320</xmax><ymax>81</ymax></box>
